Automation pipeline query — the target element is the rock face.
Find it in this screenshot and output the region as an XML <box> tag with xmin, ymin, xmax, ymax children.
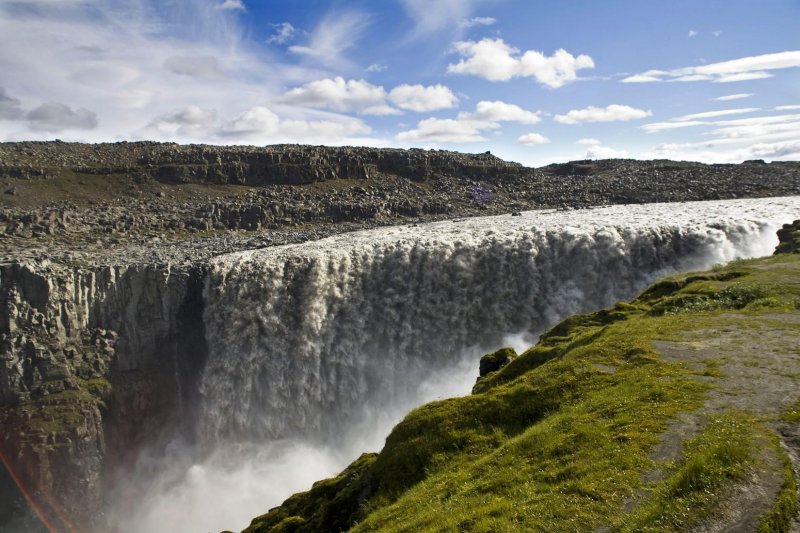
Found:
<box><xmin>0</xmin><ymin>261</ymin><xmax>207</xmax><ymax>529</ymax></box>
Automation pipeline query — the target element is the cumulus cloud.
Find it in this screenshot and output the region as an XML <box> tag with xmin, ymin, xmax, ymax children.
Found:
<box><xmin>164</xmin><ymin>55</ymin><xmax>225</xmax><ymax>80</ymax></box>
<box><xmin>714</xmin><ymin>93</ymin><xmax>753</xmax><ymax>101</ymax></box>
<box><xmin>396</xmin><ymin>117</ymin><xmax>496</xmax><ymax>143</ymax></box>
<box><xmin>517</xmin><ymin>133</ymin><xmax>550</xmax><ymax>145</ymax></box>
<box><xmin>267</xmin><ymin>22</ymin><xmax>295</xmax><ymax>45</ymax></box>
<box><xmin>622</xmin><ymin>50</ymin><xmax>800</xmax><ymax>83</ymax></box>
<box><xmin>585</xmin><ymin>145</ymin><xmax>628</xmax><ymax>159</ymax></box>
<box><xmin>289</xmin><ymin>10</ymin><xmax>371</xmax><ymax>66</ymax></box>
<box><xmin>388</xmin><ymin>84</ymin><xmax>458</xmax><ymax>112</ymax></box>
<box><xmin>577</xmin><ymin>138</ymin><xmax>601</xmax><ymax>146</ymax></box>
<box><xmin>0</xmin><ymin>89</ymin><xmax>24</xmax><ymax>120</ymax></box>
<box><xmin>217</xmin><ymin>0</ymin><xmax>246</xmax><ymax>10</ymax></box>
<box><xmin>26</xmin><ymin>102</ymin><xmax>98</xmax><ymax>131</ymax></box>
<box><xmin>396</xmin><ymin>100</ymin><xmax>541</xmax><ymax>142</ymax></box>
<box><xmin>554</xmin><ymin>104</ymin><xmax>651</xmax><ymax>124</ymax></box>
<box><xmin>281</xmin><ymin>78</ymin><xmax>457</xmax><ymax>115</ymax></box>
<box><xmin>460</xmin><ymin>100</ymin><xmax>541</xmax><ymax>124</ymax></box>
<box><xmin>281</xmin><ymin>77</ymin><xmax>386</xmax><ymax>113</ymax></box>
<box><xmin>447</xmin><ymin>38</ymin><xmax>594</xmax><ymax>87</ymax></box>
<box><xmin>366</xmin><ymin>63</ymin><xmax>387</xmax><ymax>73</ymax></box>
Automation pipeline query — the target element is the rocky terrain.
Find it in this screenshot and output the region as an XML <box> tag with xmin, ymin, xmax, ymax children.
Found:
<box><xmin>2</xmin><ymin>142</ymin><xmax>799</xmax><ymax>265</ymax></box>
<box><xmin>0</xmin><ymin>142</ymin><xmax>799</xmax><ymax>532</ymax></box>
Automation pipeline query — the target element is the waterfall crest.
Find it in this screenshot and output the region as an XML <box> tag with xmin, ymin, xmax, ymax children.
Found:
<box><xmin>199</xmin><ymin>197</ymin><xmax>799</xmax><ymax>444</ymax></box>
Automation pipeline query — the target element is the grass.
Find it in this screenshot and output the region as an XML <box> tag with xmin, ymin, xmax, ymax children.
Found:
<box><xmin>615</xmin><ymin>413</ymin><xmax>758</xmax><ymax>532</ymax></box>
<box><xmin>782</xmin><ymin>398</ymin><xmax>800</xmax><ymax>423</ymax></box>
<box><xmin>758</xmin><ymin>435</ymin><xmax>799</xmax><ymax>533</ymax></box>
<box><xmin>244</xmin><ymin>254</ymin><xmax>800</xmax><ymax>532</ymax></box>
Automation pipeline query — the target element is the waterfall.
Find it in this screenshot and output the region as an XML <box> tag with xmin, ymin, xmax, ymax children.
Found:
<box><xmin>198</xmin><ymin>196</ymin><xmax>799</xmax><ymax>447</ymax></box>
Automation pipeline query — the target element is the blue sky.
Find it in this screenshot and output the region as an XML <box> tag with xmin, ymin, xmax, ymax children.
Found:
<box><xmin>0</xmin><ymin>0</ymin><xmax>798</xmax><ymax>166</ymax></box>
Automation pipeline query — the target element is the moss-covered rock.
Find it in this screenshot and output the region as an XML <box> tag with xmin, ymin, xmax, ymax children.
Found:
<box><xmin>477</xmin><ymin>347</ymin><xmax>517</xmax><ymax>377</ymax></box>
<box><xmin>775</xmin><ymin>219</ymin><xmax>800</xmax><ymax>254</ymax></box>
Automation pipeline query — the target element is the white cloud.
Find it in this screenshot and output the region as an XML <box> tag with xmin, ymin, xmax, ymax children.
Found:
<box><xmin>622</xmin><ymin>50</ymin><xmax>800</xmax><ymax>83</ymax></box>
<box><xmin>217</xmin><ymin>0</ymin><xmax>245</xmax><ymax>11</ymax></box>
<box><xmin>713</xmin><ymin>30</ymin><xmax>722</xmax><ymax>37</ymax></box>
<box><xmin>388</xmin><ymin>84</ymin><xmax>458</xmax><ymax>112</ymax></box>
<box><xmin>714</xmin><ymin>93</ymin><xmax>753</xmax><ymax>101</ymax></box>
<box><xmin>221</xmin><ymin>106</ymin><xmax>280</xmax><ymax>135</ymax></box>
<box><xmin>642</xmin><ymin>109</ymin><xmax>795</xmax><ymax>134</ymax></box>
<box><xmin>447</xmin><ymin>38</ymin><xmax>594</xmax><ymax>87</ymax></box>
<box><xmin>27</xmin><ymin>102</ymin><xmax>98</xmax><ymax>131</ymax></box>
<box><xmin>460</xmin><ymin>100</ymin><xmax>541</xmax><ymax>124</ymax></box>
<box><xmin>366</xmin><ymin>63</ymin><xmax>387</xmax><ymax>73</ymax></box>
<box><xmin>776</xmin><ymin>105</ymin><xmax>800</xmax><ymax>111</ymax></box>
<box><xmin>0</xmin><ymin>1</ymin><xmax>387</xmax><ymax>145</ymax></box>
<box><xmin>641</xmin><ymin>121</ymin><xmax>706</xmax><ymax>133</ymax></box>
<box><xmin>396</xmin><ymin>117</ymin><xmax>491</xmax><ymax>142</ymax></box>
<box><xmin>642</xmin><ymin>111</ymin><xmax>800</xmax><ymax>163</ymax></box>
<box><xmin>586</xmin><ymin>145</ymin><xmax>628</xmax><ymax>159</ymax></box>
<box><xmin>577</xmin><ymin>138</ymin><xmax>601</xmax><ymax>146</ymax></box>
<box><xmin>554</xmin><ymin>104</ymin><xmax>651</xmax><ymax>124</ymax></box>
<box><xmin>144</xmin><ymin>105</ymin><xmax>218</xmax><ymax>138</ymax></box>
<box><xmin>672</xmin><ymin>107</ymin><xmax>759</xmax><ymax>121</ymax></box>
<box><xmin>361</xmin><ymin>105</ymin><xmax>402</xmax><ymax>116</ymax></box>
<box><xmin>688</xmin><ymin>30</ymin><xmax>697</xmax><ymax>38</ymax></box>
<box><xmin>461</xmin><ymin>16</ymin><xmax>496</xmax><ymax>28</ymax></box>
<box><xmin>220</xmin><ymin>106</ymin><xmax>370</xmax><ymax>142</ymax></box>
<box><xmin>288</xmin><ymin>11</ymin><xmax>372</xmax><ymax>66</ymax></box>
<box><xmin>517</xmin><ymin>133</ymin><xmax>550</xmax><ymax>145</ymax></box>
<box><xmin>267</xmin><ymin>22</ymin><xmax>295</xmax><ymax>45</ymax></box>
<box><xmin>715</xmin><ymin>72</ymin><xmax>772</xmax><ymax>83</ymax></box>
<box><xmin>396</xmin><ymin>99</ymin><xmax>542</xmax><ymax>142</ymax></box>
<box><xmin>281</xmin><ymin>78</ymin><xmax>458</xmax><ymax>115</ymax></box>
<box><xmin>646</xmin><ymin>140</ymin><xmax>800</xmax><ymax>164</ymax></box>
<box><xmin>281</xmin><ymin>77</ymin><xmax>387</xmax><ymax>114</ymax></box>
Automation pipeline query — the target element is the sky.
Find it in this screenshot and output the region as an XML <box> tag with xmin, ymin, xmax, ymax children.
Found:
<box><xmin>0</xmin><ymin>0</ymin><xmax>798</xmax><ymax>167</ymax></box>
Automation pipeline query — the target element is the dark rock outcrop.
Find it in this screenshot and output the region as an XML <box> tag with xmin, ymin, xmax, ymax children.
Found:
<box><xmin>478</xmin><ymin>347</ymin><xmax>517</xmax><ymax>377</ymax></box>
<box><xmin>775</xmin><ymin>220</ymin><xmax>800</xmax><ymax>254</ymax></box>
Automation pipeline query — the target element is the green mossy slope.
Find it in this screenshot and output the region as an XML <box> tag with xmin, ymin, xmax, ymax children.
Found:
<box><xmin>244</xmin><ymin>254</ymin><xmax>800</xmax><ymax>533</ymax></box>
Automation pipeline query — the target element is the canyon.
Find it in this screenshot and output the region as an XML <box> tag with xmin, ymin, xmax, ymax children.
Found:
<box><xmin>1</xmin><ymin>143</ymin><xmax>799</xmax><ymax>532</ymax></box>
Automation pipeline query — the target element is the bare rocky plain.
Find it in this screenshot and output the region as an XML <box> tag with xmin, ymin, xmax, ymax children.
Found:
<box><xmin>2</xmin><ymin>141</ymin><xmax>800</xmax><ymax>264</ymax></box>
<box><xmin>1</xmin><ymin>141</ymin><xmax>799</xmax><ymax>532</ymax></box>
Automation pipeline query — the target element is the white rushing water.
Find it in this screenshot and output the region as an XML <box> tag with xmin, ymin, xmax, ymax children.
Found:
<box><xmin>112</xmin><ymin>196</ymin><xmax>800</xmax><ymax>533</ymax></box>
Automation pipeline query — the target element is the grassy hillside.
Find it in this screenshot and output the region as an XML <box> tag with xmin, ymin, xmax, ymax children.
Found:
<box><xmin>241</xmin><ymin>251</ymin><xmax>800</xmax><ymax>532</ymax></box>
